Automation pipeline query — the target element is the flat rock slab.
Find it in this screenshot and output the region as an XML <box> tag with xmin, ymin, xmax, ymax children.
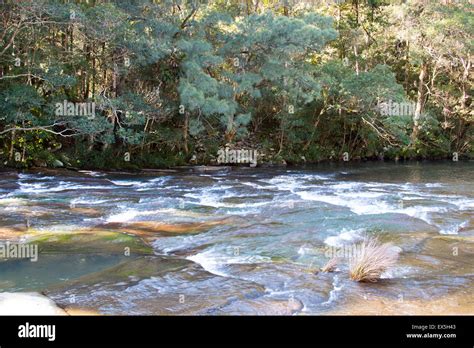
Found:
<box><xmin>171</xmin><ymin>166</ymin><xmax>232</xmax><ymax>173</ymax></box>
<box><xmin>45</xmin><ymin>256</ymin><xmax>267</xmax><ymax>315</ymax></box>
<box><xmin>95</xmin><ymin>219</ymin><xmax>233</xmax><ymax>239</ymax></box>
<box><xmin>0</xmin><ymin>292</ymin><xmax>66</xmax><ymax>315</ymax></box>
<box><xmin>29</xmin><ymin>230</ymin><xmax>153</xmax><ymax>255</ymax></box>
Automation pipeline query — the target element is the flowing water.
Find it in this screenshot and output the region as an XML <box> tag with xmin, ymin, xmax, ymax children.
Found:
<box><xmin>0</xmin><ymin>162</ymin><xmax>473</xmax><ymax>315</ymax></box>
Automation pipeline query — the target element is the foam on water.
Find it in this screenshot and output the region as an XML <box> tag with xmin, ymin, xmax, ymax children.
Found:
<box><xmin>240</xmin><ymin>181</ymin><xmax>265</xmax><ymax>189</ymax></box>
<box><xmin>105</xmin><ymin>206</ymin><xmax>180</xmax><ymax>223</ymax></box>
<box><xmin>104</xmin><ymin>203</ymin><xmax>212</xmax><ymax>223</ymax></box>
<box><xmin>184</xmin><ymin>187</ymin><xmax>273</xmax><ymax>211</ymax></box>
<box><xmin>324</xmin><ymin>228</ymin><xmax>365</xmax><ymax>247</ymax></box>
<box><xmin>18</xmin><ymin>174</ymin><xmax>55</xmax><ymax>181</ymax></box>
<box><xmin>107</xmin><ymin>177</ymin><xmax>170</xmax><ymax>191</ymax></box>
<box><xmin>105</xmin><ymin>209</ymin><xmax>141</xmax><ymax>223</ymax></box>
<box><xmin>322</xmin><ymin>274</ymin><xmax>343</xmax><ymax>306</ymax></box>
<box><xmin>425</xmin><ymin>183</ymin><xmax>443</xmax><ymax>188</ymax></box>
<box><xmin>78</xmin><ymin>170</ymin><xmax>106</xmax><ymax>177</ymax></box>
<box><xmin>381</xmin><ymin>265</ymin><xmax>414</xmax><ymax>279</ymax></box>
<box><xmin>439</xmin><ymin>220</ymin><xmax>469</xmax><ymax>235</ymax></box>
<box><xmin>17</xmin><ymin>181</ymin><xmax>115</xmax><ymax>194</ymax></box>
<box><xmin>187</xmin><ymin>248</ymin><xmax>271</xmax><ymax>278</ymax></box>
<box><xmin>258</xmin><ymin>174</ymin><xmax>324</xmax><ymax>192</ymax></box>
<box><xmin>296</xmin><ymin>190</ymin><xmax>394</xmax><ymax>215</ymax></box>
<box><xmin>453</xmin><ymin>199</ymin><xmax>474</xmax><ymax>210</ymax></box>
<box><xmin>107</xmin><ymin>180</ymin><xmax>145</xmax><ymax>186</ymax></box>
<box><xmin>0</xmin><ymin>197</ymin><xmax>29</xmax><ymax>205</ymax></box>
<box><xmin>70</xmin><ymin>197</ymin><xmax>112</xmax><ymax>205</ymax></box>
<box><xmin>295</xmin><ymin>181</ymin><xmax>458</xmax><ymax>227</ymax></box>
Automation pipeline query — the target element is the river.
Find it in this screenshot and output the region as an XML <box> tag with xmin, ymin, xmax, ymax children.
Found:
<box><xmin>0</xmin><ymin>161</ymin><xmax>473</xmax><ymax>315</ymax></box>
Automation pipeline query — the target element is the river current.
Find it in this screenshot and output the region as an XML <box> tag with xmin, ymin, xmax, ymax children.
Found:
<box><xmin>0</xmin><ymin>162</ymin><xmax>472</xmax><ymax>314</ymax></box>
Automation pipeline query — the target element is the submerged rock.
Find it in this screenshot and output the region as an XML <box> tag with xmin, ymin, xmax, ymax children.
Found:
<box><xmin>326</xmin><ymin>291</ymin><xmax>474</xmax><ymax>315</ymax></box>
<box><xmin>413</xmin><ymin>235</ymin><xmax>474</xmax><ymax>276</ymax></box>
<box><xmin>171</xmin><ymin>165</ymin><xmax>232</xmax><ymax>173</ymax></box>
<box><xmin>95</xmin><ymin>218</ymin><xmax>233</xmax><ymax>239</ymax></box>
<box><xmin>214</xmin><ymin>296</ymin><xmax>304</xmax><ymax>315</ymax></box>
<box><xmin>0</xmin><ymin>253</ymin><xmax>128</xmax><ymax>292</ymax></box>
<box><xmin>45</xmin><ymin>256</ymin><xmax>267</xmax><ymax>315</ymax></box>
<box><xmin>29</xmin><ymin>230</ymin><xmax>153</xmax><ymax>255</ymax></box>
<box><xmin>69</xmin><ymin>206</ymin><xmax>102</xmax><ymax>216</ymax></box>
<box><xmin>0</xmin><ymin>225</ymin><xmax>28</xmax><ymax>241</ymax></box>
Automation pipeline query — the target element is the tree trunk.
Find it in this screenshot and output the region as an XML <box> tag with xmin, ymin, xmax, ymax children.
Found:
<box><xmin>183</xmin><ymin>112</ymin><xmax>189</xmax><ymax>154</ymax></box>
<box><xmin>353</xmin><ymin>45</ymin><xmax>359</xmax><ymax>75</ymax></box>
<box><xmin>283</xmin><ymin>1</ymin><xmax>289</xmax><ymax>16</ymax></box>
<box><xmin>411</xmin><ymin>62</ymin><xmax>427</xmax><ymax>143</ymax></box>
<box><xmin>404</xmin><ymin>40</ymin><xmax>410</xmax><ymax>92</ymax></box>
<box><xmin>9</xmin><ymin>128</ymin><xmax>15</xmax><ymax>160</ymax></box>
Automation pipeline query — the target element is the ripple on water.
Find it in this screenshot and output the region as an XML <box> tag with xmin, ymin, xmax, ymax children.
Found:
<box><xmin>1</xmin><ymin>163</ymin><xmax>473</xmax><ymax>314</ymax></box>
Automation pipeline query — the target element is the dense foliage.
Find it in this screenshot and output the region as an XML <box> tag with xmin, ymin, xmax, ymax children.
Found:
<box><xmin>0</xmin><ymin>0</ymin><xmax>472</xmax><ymax>169</ymax></box>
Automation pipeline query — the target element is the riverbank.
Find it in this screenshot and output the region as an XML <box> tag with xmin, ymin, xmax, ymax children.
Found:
<box><xmin>1</xmin><ymin>158</ymin><xmax>472</xmax><ymax>177</ymax></box>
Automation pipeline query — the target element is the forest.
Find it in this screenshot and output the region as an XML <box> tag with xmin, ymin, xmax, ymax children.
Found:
<box><xmin>0</xmin><ymin>0</ymin><xmax>472</xmax><ymax>169</ymax></box>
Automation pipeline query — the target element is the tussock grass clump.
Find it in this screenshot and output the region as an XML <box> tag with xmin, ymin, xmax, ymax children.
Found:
<box><xmin>321</xmin><ymin>257</ymin><xmax>340</xmax><ymax>273</ymax></box>
<box><xmin>349</xmin><ymin>237</ymin><xmax>399</xmax><ymax>282</ymax></box>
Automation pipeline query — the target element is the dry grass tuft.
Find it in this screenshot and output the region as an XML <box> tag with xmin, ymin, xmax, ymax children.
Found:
<box><xmin>349</xmin><ymin>237</ymin><xmax>399</xmax><ymax>282</ymax></box>
<box><xmin>321</xmin><ymin>257</ymin><xmax>340</xmax><ymax>273</ymax></box>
